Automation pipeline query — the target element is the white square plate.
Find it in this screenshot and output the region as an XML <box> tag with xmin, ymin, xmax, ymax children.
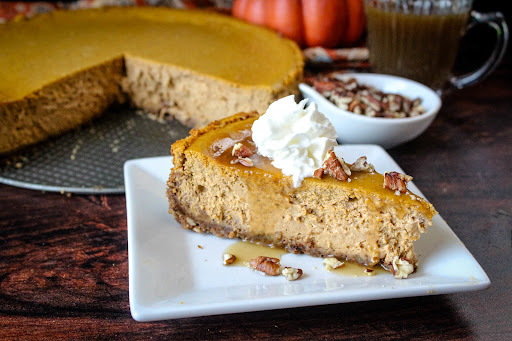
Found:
<box><xmin>125</xmin><ymin>145</ymin><xmax>490</xmax><ymax>322</ymax></box>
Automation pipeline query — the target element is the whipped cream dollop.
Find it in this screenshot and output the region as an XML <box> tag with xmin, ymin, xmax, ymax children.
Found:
<box><xmin>251</xmin><ymin>95</ymin><xmax>338</xmax><ymax>187</ymax></box>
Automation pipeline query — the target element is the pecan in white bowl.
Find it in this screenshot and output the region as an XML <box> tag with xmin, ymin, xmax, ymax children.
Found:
<box><xmin>299</xmin><ymin>73</ymin><xmax>442</xmax><ymax>149</ymax></box>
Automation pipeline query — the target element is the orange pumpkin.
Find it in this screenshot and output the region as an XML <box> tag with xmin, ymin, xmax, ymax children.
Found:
<box><xmin>232</xmin><ymin>0</ymin><xmax>366</xmax><ymax>48</ymax></box>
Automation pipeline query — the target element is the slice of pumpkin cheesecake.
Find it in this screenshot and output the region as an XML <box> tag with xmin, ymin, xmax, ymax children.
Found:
<box><xmin>166</xmin><ymin>97</ymin><xmax>436</xmax><ymax>278</ymax></box>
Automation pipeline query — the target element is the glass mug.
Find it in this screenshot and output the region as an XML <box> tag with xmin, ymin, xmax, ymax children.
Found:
<box><xmin>364</xmin><ymin>0</ymin><xmax>509</xmax><ymax>91</ymax></box>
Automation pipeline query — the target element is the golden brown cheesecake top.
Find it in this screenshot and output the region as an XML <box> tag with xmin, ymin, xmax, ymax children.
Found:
<box><xmin>0</xmin><ymin>7</ymin><xmax>303</xmax><ymax>102</ymax></box>
<box><xmin>176</xmin><ymin>113</ymin><xmax>436</xmax><ymax>219</ymax></box>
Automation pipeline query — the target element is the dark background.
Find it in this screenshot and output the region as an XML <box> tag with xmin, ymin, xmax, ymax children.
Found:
<box><xmin>457</xmin><ymin>0</ymin><xmax>511</xmax><ymax>74</ymax></box>
<box><xmin>7</xmin><ymin>0</ymin><xmax>511</xmax><ymax>73</ymax></box>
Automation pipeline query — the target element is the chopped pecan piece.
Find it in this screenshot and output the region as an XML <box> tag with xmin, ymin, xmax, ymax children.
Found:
<box><xmin>313</xmin><ymin>168</ymin><xmax>324</xmax><ymax>179</ymax></box>
<box><xmin>322</xmin><ymin>257</ymin><xmax>344</xmax><ymax>271</ymax></box>
<box><xmin>364</xmin><ymin>94</ymin><xmax>382</xmax><ymax>111</ymax></box>
<box><xmin>238</xmin><ymin>157</ymin><xmax>253</xmax><ymax>167</ymax></box>
<box><xmin>349</xmin><ymin>156</ymin><xmax>375</xmax><ymax>173</ymax></box>
<box><xmin>231</xmin><ymin>157</ymin><xmax>254</xmax><ymax>167</ymax></box>
<box><xmin>348</xmin><ymin>99</ymin><xmax>361</xmax><ymax>112</ymax></box>
<box><xmin>311</xmin><ymin>79</ymin><xmax>337</xmax><ymax>93</ymax></box>
<box><xmin>232</xmin><ymin>143</ymin><xmax>253</xmax><ymax>158</ymax></box>
<box><xmin>391</xmin><ymin>256</ymin><xmax>414</xmax><ymax>279</ymax></box>
<box><xmin>388</xmin><ymin>94</ymin><xmax>402</xmax><ymax>112</ymax></box>
<box><xmin>223</xmin><ymin>253</ymin><xmax>236</xmax><ymax>265</ymax></box>
<box><xmin>332</xmin><ymin>95</ymin><xmax>352</xmax><ymax>110</ymax></box>
<box><xmin>250</xmin><ymin>256</ymin><xmax>281</xmax><ymax>276</ymax></box>
<box><xmin>282</xmin><ymin>267</ymin><xmax>303</xmax><ymax>281</ymax></box>
<box><xmin>352</xmin><ymin>104</ymin><xmax>362</xmax><ymax>115</ymax></box>
<box><xmin>322</xmin><ymin>150</ymin><xmax>351</xmax><ymax>181</ymax></box>
<box><xmin>383</xmin><ymin>171</ymin><xmax>413</xmax><ymax>193</ymax></box>
<box><xmin>344</xmin><ymin>78</ymin><xmax>358</xmax><ymax>91</ymax></box>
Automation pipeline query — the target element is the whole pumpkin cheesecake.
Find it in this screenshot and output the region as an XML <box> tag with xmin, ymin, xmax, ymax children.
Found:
<box><xmin>0</xmin><ymin>6</ymin><xmax>303</xmax><ymax>154</ymax></box>
<box><xmin>167</xmin><ymin>97</ymin><xmax>437</xmax><ymax>278</ymax></box>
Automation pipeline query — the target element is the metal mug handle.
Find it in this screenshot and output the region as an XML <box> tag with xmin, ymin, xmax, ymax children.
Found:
<box><xmin>449</xmin><ymin>11</ymin><xmax>509</xmax><ymax>89</ymax></box>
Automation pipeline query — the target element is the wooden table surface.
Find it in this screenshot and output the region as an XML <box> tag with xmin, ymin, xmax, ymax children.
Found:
<box><xmin>1</xmin><ymin>59</ymin><xmax>511</xmax><ymax>340</ymax></box>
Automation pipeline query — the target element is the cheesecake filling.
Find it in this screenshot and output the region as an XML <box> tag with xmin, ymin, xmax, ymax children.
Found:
<box><xmin>251</xmin><ymin>96</ymin><xmax>338</xmax><ymax>187</ymax></box>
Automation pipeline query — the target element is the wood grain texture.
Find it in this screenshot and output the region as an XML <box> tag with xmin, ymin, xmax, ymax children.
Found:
<box><xmin>1</xmin><ymin>64</ymin><xmax>511</xmax><ymax>340</ymax></box>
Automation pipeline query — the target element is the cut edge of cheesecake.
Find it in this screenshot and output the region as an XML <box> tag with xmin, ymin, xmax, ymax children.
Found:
<box><xmin>167</xmin><ymin>113</ymin><xmax>437</xmax><ymax>278</ymax></box>
<box><xmin>0</xmin><ymin>58</ymin><xmax>127</xmax><ymax>155</ymax></box>
<box><xmin>121</xmin><ymin>55</ymin><xmax>302</xmax><ymax>128</ymax></box>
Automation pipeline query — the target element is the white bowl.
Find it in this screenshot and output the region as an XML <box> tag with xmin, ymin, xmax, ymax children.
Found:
<box><xmin>299</xmin><ymin>73</ymin><xmax>442</xmax><ymax>149</ymax></box>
